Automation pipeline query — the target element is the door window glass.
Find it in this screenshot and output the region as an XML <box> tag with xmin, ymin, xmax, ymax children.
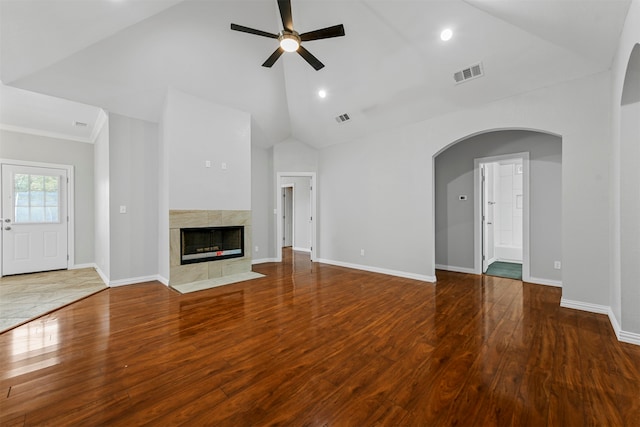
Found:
<box><xmin>13</xmin><ymin>173</ymin><xmax>60</xmax><ymax>223</ymax></box>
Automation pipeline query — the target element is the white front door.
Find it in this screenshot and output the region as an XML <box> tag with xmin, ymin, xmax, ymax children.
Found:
<box><xmin>1</xmin><ymin>164</ymin><xmax>68</xmax><ymax>276</ymax></box>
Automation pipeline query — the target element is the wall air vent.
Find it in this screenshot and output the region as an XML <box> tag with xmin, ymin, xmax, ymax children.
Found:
<box><xmin>73</xmin><ymin>121</ymin><xmax>88</xmax><ymax>127</ymax></box>
<box><xmin>453</xmin><ymin>62</ymin><xmax>484</xmax><ymax>84</ymax></box>
<box><xmin>335</xmin><ymin>113</ymin><xmax>351</xmax><ymax>123</ymax></box>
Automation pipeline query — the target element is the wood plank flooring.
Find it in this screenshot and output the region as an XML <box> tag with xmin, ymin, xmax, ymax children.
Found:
<box><xmin>1</xmin><ymin>249</ymin><xmax>639</xmax><ymax>426</ymax></box>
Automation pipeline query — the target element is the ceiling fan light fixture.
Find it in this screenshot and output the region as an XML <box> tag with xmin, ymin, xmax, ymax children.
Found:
<box><xmin>279</xmin><ymin>32</ymin><xmax>300</xmax><ymax>52</ymax></box>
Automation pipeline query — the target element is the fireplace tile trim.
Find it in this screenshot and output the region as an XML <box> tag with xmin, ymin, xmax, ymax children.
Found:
<box><xmin>169</xmin><ymin>210</ymin><xmax>252</xmax><ymax>286</ymax></box>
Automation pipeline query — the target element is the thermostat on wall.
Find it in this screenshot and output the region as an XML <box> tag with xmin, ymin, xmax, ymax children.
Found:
<box><xmin>459</xmin><ymin>195</ymin><xmax>468</xmax><ymax>201</ymax></box>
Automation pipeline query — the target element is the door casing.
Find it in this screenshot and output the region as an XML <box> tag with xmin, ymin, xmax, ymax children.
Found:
<box><xmin>474</xmin><ymin>153</ymin><xmax>530</xmax><ymax>280</ymax></box>
<box><xmin>1</xmin><ymin>159</ymin><xmax>75</xmax><ymax>277</ymax></box>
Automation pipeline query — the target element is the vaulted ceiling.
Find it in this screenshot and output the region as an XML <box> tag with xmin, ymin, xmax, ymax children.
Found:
<box><xmin>0</xmin><ymin>0</ymin><xmax>632</xmax><ymax>148</ymax></box>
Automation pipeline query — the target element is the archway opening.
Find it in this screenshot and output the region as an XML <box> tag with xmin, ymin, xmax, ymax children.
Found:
<box><xmin>434</xmin><ymin>129</ymin><xmax>562</xmax><ymax>286</ymax></box>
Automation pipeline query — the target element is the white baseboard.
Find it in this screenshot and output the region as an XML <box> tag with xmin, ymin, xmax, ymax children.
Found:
<box><xmin>95</xmin><ymin>266</ymin><xmax>109</xmax><ymax>286</ymax></box>
<box><xmin>525</xmin><ymin>276</ymin><xmax>562</xmax><ymax>287</ymax></box>
<box><xmin>435</xmin><ymin>264</ymin><xmax>477</xmax><ymax>275</ymax></box>
<box><xmin>317</xmin><ymin>258</ymin><xmax>436</xmax><ymax>283</ymax></box>
<box><xmin>70</xmin><ymin>263</ymin><xmax>97</xmax><ymax>270</ymax></box>
<box><xmin>252</xmin><ymin>258</ymin><xmax>278</xmax><ymax>264</ymax></box>
<box><xmin>109</xmin><ymin>274</ymin><xmax>163</xmax><ymax>287</ymax></box>
<box><xmin>157</xmin><ymin>275</ymin><xmax>169</xmax><ymax>286</ymax></box>
<box><xmin>560</xmin><ymin>298</ymin><xmax>610</xmax><ymax>314</ymax></box>
<box><xmin>293</xmin><ymin>247</ymin><xmax>311</xmax><ymax>253</ymax></box>
<box><xmin>607</xmin><ymin>308</ymin><xmax>640</xmax><ymax>346</ymax></box>
<box><xmin>619</xmin><ymin>329</ymin><xmax>640</xmax><ymax>346</ymax></box>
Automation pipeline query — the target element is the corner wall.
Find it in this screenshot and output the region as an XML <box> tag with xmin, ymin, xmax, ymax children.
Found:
<box><xmin>610</xmin><ymin>0</ymin><xmax>640</xmax><ymax>343</ymax></box>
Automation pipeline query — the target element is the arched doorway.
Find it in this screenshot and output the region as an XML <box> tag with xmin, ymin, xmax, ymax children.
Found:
<box><xmin>434</xmin><ymin>129</ymin><xmax>562</xmax><ymax>286</ymax></box>
<box><xmin>619</xmin><ymin>43</ymin><xmax>640</xmax><ymax>334</ymax></box>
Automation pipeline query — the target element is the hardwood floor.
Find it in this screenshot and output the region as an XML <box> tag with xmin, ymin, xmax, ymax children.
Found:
<box><xmin>1</xmin><ymin>249</ymin><xmax>639</xmax><ymax>426</ymax></box>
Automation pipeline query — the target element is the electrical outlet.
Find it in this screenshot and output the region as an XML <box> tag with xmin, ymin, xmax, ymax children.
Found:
<box><xmin>360</xmin><ymin>249</ymin><xmax>365</xmax><ymax>256</ymax></box>
<box><xmin>119</xmin><ymin>205</ymin><xmax>127</xmax><ymax>214</ymax></box>
<box><xmin>554</xmin><ymin>261</ymin><xmax>561</xmax><ymax>270</ymax></box>
<box><xmin>255</xmin><ymin>246</ymin><xmax>259</xmax><ymax>252</ymax></box>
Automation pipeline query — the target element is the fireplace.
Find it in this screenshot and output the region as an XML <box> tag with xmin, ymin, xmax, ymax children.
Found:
<box><xmin>181</xmin><ymin>226</ymin><xmax>244</xmax><ymax>265</ymax></box>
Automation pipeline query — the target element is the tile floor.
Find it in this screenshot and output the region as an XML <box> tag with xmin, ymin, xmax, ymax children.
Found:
<box><xmin>0</xmin><ymin>268</ymin><xmax>106</xmax><ymax>333</ymax></box>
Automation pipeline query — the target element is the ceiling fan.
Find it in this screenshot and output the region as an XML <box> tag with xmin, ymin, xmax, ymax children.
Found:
<box><xmin>230</xmin><ymin>0</ymin><xmax>345</xmax><ymax>71</ymax></box>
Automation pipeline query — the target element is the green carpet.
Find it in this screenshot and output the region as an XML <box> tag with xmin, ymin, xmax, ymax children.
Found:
<box><xmin>485</xmin><ymin>261</ymin><xmax>522</xmax><ymax>280</ymax></box>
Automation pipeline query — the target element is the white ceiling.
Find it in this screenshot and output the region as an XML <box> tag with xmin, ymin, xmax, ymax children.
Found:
<box><xmin>0</xmin><ymin>0</ymin><xmax>632</xmax><ymax>148</ymax></box>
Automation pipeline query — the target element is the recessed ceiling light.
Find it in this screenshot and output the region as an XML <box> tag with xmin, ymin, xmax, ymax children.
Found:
<box><xmin>318</xmin><ymin>89</ymin><xmax>327</xmax><ymax>98</ymax></box>
<box><xmin>440</xmin><ymin>28</ymin><xmax>453</xmax><ymax>41</ymax></box>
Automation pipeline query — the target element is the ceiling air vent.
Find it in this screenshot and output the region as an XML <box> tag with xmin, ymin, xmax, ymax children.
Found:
<box><xmin>335</xmin><ymin>113</ymin><xmax>351</xmax><ymax>123</ymax></box>
<box><xmin>453</xmin><ymin>62</ymin><xmax>484</xmax><ymax>84</ymax></box>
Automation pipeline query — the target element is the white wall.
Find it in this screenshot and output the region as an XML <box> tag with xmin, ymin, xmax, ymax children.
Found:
<box><xmin>610</xmin><ymin>0</ymin><xmax>640</xmax><ymax>341</ymax></box>
<box><xmin>158</xmin><ymin>87</ymin><xmax>252</xmax><ymax>278</ymax></box>
<box><xmin>252</xmin><ymin>145</ymin><xmax>275</xmax><ymax>262</ymax></box>
<box><xmin>317</xmin><ymin>71</ymin><xmax>609</xmax><ymax>304</ymax></box>
<box><xmin>94</xmin><ymin>118</ymin><xmax>110</xmax><ymax>279</ymax></box>
<box><xmin>273</xmin><ymin>138</ymin><xmax>318</xmax><ymax>173</ymax></box>
<box><xmin>496</xmin><ymin>160</ymin><xmax>523</xmax><ymax>261</ymax></box>
<box><xmin>163</xmin><ymin>87</ymin><xmax>251</xmax><ymax>211</ymax></box>
<box><xmin>0</xmin><ymin>129</ymin><xmax>95</xmax><ymax>266</ymax></box>
<box><xmin>108</xmin><ymin>114</ymin><xmax>159</xmax><ymax>283</ymax></box>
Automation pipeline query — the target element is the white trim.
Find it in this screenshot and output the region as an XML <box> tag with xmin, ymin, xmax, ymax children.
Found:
<box><xmin>95</xmin><ymin>265</ymin><xmax>109</xmax><ymax>286</ymax></box>
<box><xmin>474</xmin><ymin>153</ymin><xmax>530</xmax><ymax>277</ymax></box>
<box><xmin>560</xmin><ymin>298</ymin><xmax>610</xmax><ymax>314</ymax></box>
<box><xmin>435</xmin><ymin>264</ymin><xmax>477</xmax><ymax>274</ymax></box>
<box><xmin>0</xmin><ymin>159</ymin><xmax>75</xmax><ymax>277</ymax></box>
<box><xmin>607</xmin><ymin>308</ymin><xmax>640</xmax><ymax>346</ymax></box>
<box><xmin>619</xmin><ymin>330</ymin><xmax>640</xmax><ymax>346</ymax></box>
<box><xmin>276</xmin><ymin>172</ymin><xmax>317</xmax><ymax>263</ymax></box>
<box><xmin>252</xmin><ymin>257</ymin><xmax>278</xmax><ymax>264</ymax></box>
<box><xmin>0</xmin><ymin>123</ymin><xmax>93</xmax><ymax>144</ymax></box>
<box><xmin>157</xmin><ymin>275</ymin><xmax>169</xmax><ymax>286</ymax></box>
<box><xmin>108</xmin><ymin>274</ymin><xmax>163</xmax><ymax>287</ymax></box>
<box><xmin>317</xmin><ymin>258</ymin><xmax>436</xmax><ymax>283</ymax></box>
<box><xmin>526</xmin><ymin>276</ymin><xmax>562</xmax><ymax>287</ymax></box>
<box><xmin>608</xmin><ymin>308</ymin><xmax>622</xmax><ymax>339</ymax></box>
<box><xmin>293</xmin><ymin>247</ymin><xmax>311</xmax><ymax>253</ymax></box>
<box><xmin>563</xmin><ymin>301</ymin><xmax>640</xmax><ymax>347</ymax></box>
<box><xmin>90</xmin><ymin>110</ymin><xmax>108</xmax><ymax>143</ymax></box>
<box><xmin>70</xmin><ymin>262</ymin><xmax>97</xmax><ymax>270</ymax></box>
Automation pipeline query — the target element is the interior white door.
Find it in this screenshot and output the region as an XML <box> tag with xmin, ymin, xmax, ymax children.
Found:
<box><xmin>2</xmin><ymin>164</ymin><xmax>68</xmax><ymax>275</ymax></box>
<box><xmin>282</xmin><ymin>186</ymin><xmax>293</xmax><ymax>247</ymax></box>
<box><xmin>481</xmin><ymin>164</ymin><xmax>495</xmax><ymax>273</ymax></box>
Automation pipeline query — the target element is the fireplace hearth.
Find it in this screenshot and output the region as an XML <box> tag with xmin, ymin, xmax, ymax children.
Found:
<box><xmin>181</xmin><ymin>226</ymin><xmax>244</xmax><ymax>265</ymax></box>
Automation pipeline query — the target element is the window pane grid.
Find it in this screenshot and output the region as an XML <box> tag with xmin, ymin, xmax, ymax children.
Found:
<box><xmin>14</xmin><ymin>173</ymin><xmax>60</xmax><ymax>224</ymax></box>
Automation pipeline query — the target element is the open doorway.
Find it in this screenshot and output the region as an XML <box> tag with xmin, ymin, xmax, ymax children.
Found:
<box><xmin>281</xmin><ymin>184</ymin><xmax>294</xmax><ymax>248</ymax></box>
<box><xmin>478</xmin><ymin>156</ymin><xmax>525</xmax><ymax>280</ymax></box>
<box><xmin>276</xmin><ymin>172</ymin><xmax>316</xmax><ymax>262</ymax></box>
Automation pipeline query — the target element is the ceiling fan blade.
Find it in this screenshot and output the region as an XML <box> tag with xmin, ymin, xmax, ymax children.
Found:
<box><xmin>297</xmin><ymin>45</ymin><xmax>324</xmax><ymax>71</ymax></box>
<box><xmin>277</xmin><ymin>0</ymin><xmax>294</xmax><ymax>32</ymax></box>
<box><xmin>262</xmin><ymin>47</ymin><xmax>285</xmax><ymax>68</ymax></box>
<box><xmin>231</xmin><ymin>23</ymin><xmax>278</xmax><ymax>39</ymax></box>
<box><xmin>300</xmin><ymin>24</ymin><xmax>345</xmax><ymax>42</ymax></box>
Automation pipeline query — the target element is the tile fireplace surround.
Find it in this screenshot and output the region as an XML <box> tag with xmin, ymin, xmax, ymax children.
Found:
<box><xmin>169</xmin><ymin>210</ymin><xmax>252</xmax><ymax>286</ymax></box>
